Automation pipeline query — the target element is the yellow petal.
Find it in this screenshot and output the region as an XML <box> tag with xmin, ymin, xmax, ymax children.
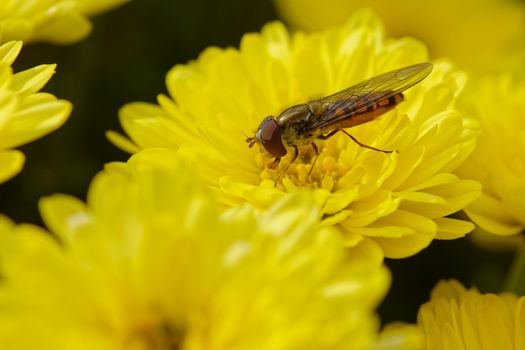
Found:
<box><xmin>31</xmin><ymin>12</ymin><xmax>92</xmax><ymax>45</ymax></box>
<box><xmin>401</xmin><ymin>179</ymin><xmax>481</xmax><ymax>218</ymax></box>
<box><xmin>373</xmin><ymin>322</ymin><xmax>425</xmax><ymax>350</ymax></box>
<box><xmin>371</xmin><ymin>210</ymin><xmax>436</xmax><ymax>258</ymax></box>
<box><xmin>0</xmin><ymin>88</ymin><xmax>17</xmax><ymax>132</ymax></box>
<box><xmin>395</xmin><ymin>191</ymin><xmax>447</xmax><ymax>205</ymax></box>
<box><xmin>403</xmin><ymin>173</ymin><xmax>459</xmax><ymax>192</ymax></box>
<box><xmin>0</xmin><ymin>149</ymin><xmax>24</xmax><ymax>183</ymax></box>
<box><xmin>346</xmin><ymin>237</ymin><xmax>384</xmax><ymax>268</ymax></box>
<box><xmin>260</xmin><ymin>191</ymin><xmax>320</xmax><ymax>238</ymax></box>
<box><xmin>478</xmin><ymin>295</ymin><xmax>514</xmax><ymax>350</ymax></box>
<box><xmin>434</xmin><ymin>217</ymin><xmax>474</xmax><ymax>240</ymax></box>
<box><xmin>0</xmin><ymin>96</ymin><xmax>72</xmax><ymax>149</ymax></box>
<box><xmin>11</xmin><ymin>64</ymin><xmax>56</xmax><ymax>96</ymax></box>
<box><xmin>466</xmin><ymin>194</ymin><xmax>523</xmax><ymax>236</ymax></box>
<box><xmin>502</xmin><ymin>184</ymin><xmax>525</xmax><ymax>225</ymax></box>
<box><xmin>119</xmin><ymin>102</ymin><xmax>178</xmax><ymax>149</ymax></box>
<box><xmin>0</xmin><ymin>41</ymin><xmax>22</xmax><ymax>65</ymax></box>
<box><xmin>220</xmin><ymin>175</ymin><xmax>285</xmax><ymax>208</ymax></box>
<box><xmin>105</xmin><ymin>130</ymin><xmax>141</xmax><ymax>154</ymax></box>
<box><xmin>430</xmin><ymin>279</ymin><xmax>469</xmax><ymax>301</ymax></box>
<box><xmin>75</xmin><ymin>0</ymin><xmax>130</xmax><ymax>16</ymax></box>
<box><xmin>323</xmin><ymin>188</ymin><xmax>359</xmax><ymax>214</ymax></box>
<box><xmin>0</xmin><ymin>20</ymin><xmax>32</xmax><ymax>43</ymax></box>
<box><xmin>39</xmin><ymin>194</ymin><xmax>88</xmax><ymax>241</ymax></box>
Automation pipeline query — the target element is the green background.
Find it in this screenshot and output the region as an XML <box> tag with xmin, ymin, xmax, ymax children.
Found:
<box><xmin>0</xmin><ymin>0</ymin><xmax>513</xmax><ymax>323</ymax></box>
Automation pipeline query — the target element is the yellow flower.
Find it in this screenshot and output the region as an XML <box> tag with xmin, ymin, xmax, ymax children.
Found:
<box><xmin>417</xmin><ymin>279</ymin><xmax>525</xmax><ymax>350</ymax></box>
<box><xmin>0</xmin><ymin>149</ymin><xmax>390</xmax><ymax>350</ymax></box>
<box><xmin>273</xmin><ymin>0</ymin><xmax>525</xmax><ymax>73</ymax></box>
<box><xmin>455</xmin><ymin>76</ymin><xmax>525</xmax><ymax>236</ymax></box>
<box><xmin>0</xmin><ymin>41</ymin><xmax>71</xmax><ymax>184</ymax></box>
<box><xmin>112</xmin><ymin>12</ymin><xmax>481</xmax><ymax>259</ymax></box>
<box><xmin>109</xmin><ymin>13</ymin><xmax>480</xmax><ymax>257</ymax></box>
<box><xmin>0</xmin><ymin>0</ymin><xmax>128</xmax><ymax>44</ymax></box>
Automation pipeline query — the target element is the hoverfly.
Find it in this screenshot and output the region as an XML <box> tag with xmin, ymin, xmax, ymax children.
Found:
<box><xmin>246</xmin><ymin>62</ymin><xmax>432</xmax><ymax>176</ymax></box>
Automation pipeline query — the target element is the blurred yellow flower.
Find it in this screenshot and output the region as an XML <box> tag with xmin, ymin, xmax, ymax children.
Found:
<box><xmin>273</xmin><ymin>0</ymin><xmax>525</xmax><ymax>73</ymax></box>
<box><xmin>0</xmin><ymin>149</ymin><xmax>390</xmax><ymax>350</ymax></box>
<box><xmin>373</xmin><ymin>323</ymin><xmax>424</xmax><ymax>350</ymax></box>
<box><xmin>417</xmin><ymin>279</ymin><xmax>525</xmax><ymax>350</ymax></box>
<box><xmin>0</xmin><ymin>41</ymin><xmax>71</xmax><ymax>184</ymax></box>
<box><xmin>111</xmin><ymin>12</ymin><xmax>481</xmax><ymax>259</ymax></box>
<box><xmin>455</xmin><ymin>76</ymin><xmax>525</xmax><ymax>236</ymax></box>
<box><xmin>0</xmin><ymin>0</ymin><xmax>128</xmax><ymax>44</ymax></box>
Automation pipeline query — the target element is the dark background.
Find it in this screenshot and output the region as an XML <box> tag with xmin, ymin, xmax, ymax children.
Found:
<box><xmin>0</xmin><ymin>0</ymin><xmax>513</xmax><ymax>323</ymax></box>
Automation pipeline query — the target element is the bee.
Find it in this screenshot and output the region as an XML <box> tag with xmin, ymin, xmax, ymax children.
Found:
<box><xmin>246</xmin><ymin>63</ymin><xmax>433</xmax><ymax>175</ymax></box>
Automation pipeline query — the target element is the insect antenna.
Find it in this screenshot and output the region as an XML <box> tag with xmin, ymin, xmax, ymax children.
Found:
<box><xmin>244</xmin><ymin>130</ymin><xmax>258</xmax><ymax>148</ymax></box>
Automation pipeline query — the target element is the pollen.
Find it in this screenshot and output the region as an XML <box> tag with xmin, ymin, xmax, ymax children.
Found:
<box><xmin>256</xmin><ymin>136</ymin><xmax>347</xmax><ymax>188</ymax></box>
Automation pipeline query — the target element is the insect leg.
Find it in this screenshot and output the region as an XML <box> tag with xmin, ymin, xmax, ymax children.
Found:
<box><xmin>307</xmin><ymin>142</ymin><xmax>319</xmax><ymax>178</ymax></box>
<box><xmin>339</xmin><ymin>129</ymin><xmax>393</xmax><ymax>153</ymax></box>
<box><xmin>317</xmin><ymin>129</ymin><xmax>339</xmax><ymax>140</ymax></box>
<box><xmin>274</xmin><ymin>145</ymin><xmax>299</xmax><ymax>187</ymax></box>
<box><xmin>291</xmin><ymin>145</ymin><xmax>299</xmax><ymax>162</ymax></box>
<box><xmin>318</xmin><ymin>129</ymin><xmax>393</xmax><ymax>153</ymax></box>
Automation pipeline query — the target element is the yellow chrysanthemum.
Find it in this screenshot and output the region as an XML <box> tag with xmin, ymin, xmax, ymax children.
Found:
<box><xmin>455</xmin><ymin>76</ymin><xmax>525</xmax><ymax>236</ymax></box>
<box><xmin>0</xmin><ymin>149</ymin><xmax>390</xmax><ymax>350</ymax></box>
<box><xmin>0</xmin><ymin>0</ymin><xmax>128</xmax><ymax>44</ymax></box>
<box><xmin>417</xmin><ymin>279</ymin><xmax>525</xmax><ymax>350</ymax></box>
<box><xmin>0</xmin><ymin>41</ymin><xmax>71</xmax><ymax>184</ymax></box>
<box><xmin>109</xmin><ymin>13</ymin><xmax>480</xmax><ymax>257</ymax></box>
<box><xmin>273</xmin><ymin>0</ymin><xmax>525</xmax><ymax>73</ymax></box>
<box><xmin>112</xmin><ymin>13</ymin><xmax>481</xmax><ymax>259</ymax></box>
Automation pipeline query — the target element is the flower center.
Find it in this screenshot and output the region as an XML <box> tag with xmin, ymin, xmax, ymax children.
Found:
<box><xmin>126</xmin><ymin>312</ymin><xmax>184</xmax><ymax>350</ymax></box>
<box><xmin>256</xmin><ymin>135</ymin><xmax>351</xmax><ymax>190</ymax></box>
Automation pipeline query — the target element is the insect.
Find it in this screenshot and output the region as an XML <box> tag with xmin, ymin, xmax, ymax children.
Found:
<box><xmin>246</xmin><ymin>62</ymin><xmax>433</xmax><ymax>176</ymax></box>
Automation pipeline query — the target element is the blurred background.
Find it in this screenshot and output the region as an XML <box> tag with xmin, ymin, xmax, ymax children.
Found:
<box><xmin>0</xmin><ymin>0</ymin><xmax>516</xmax><ymax>323</ymax></box>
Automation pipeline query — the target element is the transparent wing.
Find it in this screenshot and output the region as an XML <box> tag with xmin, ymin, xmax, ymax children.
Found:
<box><xmin>309</xmin><ymin>62</ymin><xmax>432</xmax><ymax>129</ymax></box>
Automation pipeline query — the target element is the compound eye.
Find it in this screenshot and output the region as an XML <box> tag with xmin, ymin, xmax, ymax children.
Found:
<box><xmin>257</xmin><ymin>118</ymin><xmax>287</xmax><ymax>158</ymax></box>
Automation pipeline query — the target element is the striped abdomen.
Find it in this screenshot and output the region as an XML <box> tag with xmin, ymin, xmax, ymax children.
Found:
<box><xmin>325</xmin><ymin>92</ymin><xmax>404</xmax><ymax>131</ymax></box>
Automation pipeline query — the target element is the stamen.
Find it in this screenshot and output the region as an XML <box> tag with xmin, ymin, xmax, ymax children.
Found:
<box><xmin>255</xmin><ymin>138</ymin><xmax>344</xmax><ymax>188</ymax></box>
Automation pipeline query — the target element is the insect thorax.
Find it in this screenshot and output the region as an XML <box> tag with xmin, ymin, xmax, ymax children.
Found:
<box><xmin>279</xmin><ymin>122</ymin><xmax>314</xmax><ymax>147</ymax></box>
